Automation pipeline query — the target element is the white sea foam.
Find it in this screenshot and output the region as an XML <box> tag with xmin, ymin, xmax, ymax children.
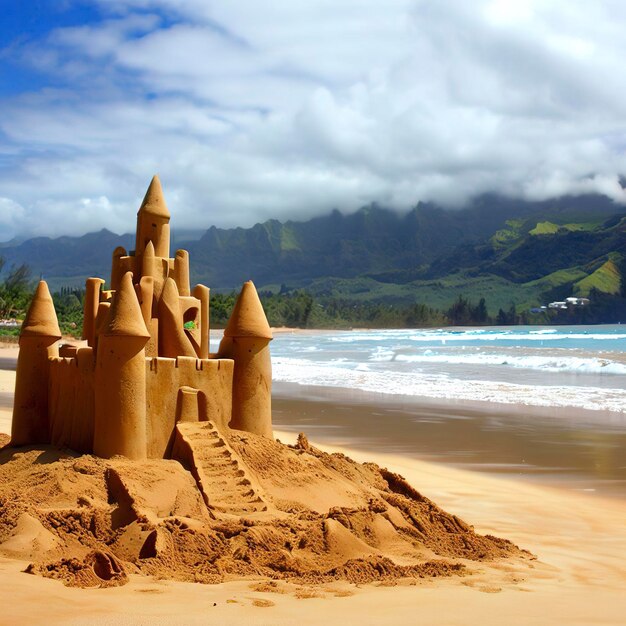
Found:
<box><xmin>273</xmin><ymin>357</ymin><xmax>626</xmax><ymax>414</ymax></box>
<box><xmin>406</xmin><ymin>332</ymin><xmax>626</xmax><ymax>342</ymax></box>
<box><xmin>385</xmin><ymin>353</ymin><xmax>626</xmax><ymax>375</ymax></box>
<box><xmin>327</xmin><ymin>329</ymin><xmax>626</xmax><ymax>343</ymax></box>
<box><xmin>369</xmin><ymin>346</ymin><xmax>396</xmax><ymax>361</ymax></box>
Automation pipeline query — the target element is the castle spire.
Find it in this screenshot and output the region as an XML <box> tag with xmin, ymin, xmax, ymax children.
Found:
<box><xmin>138</xmin><ymin>174</ymin><xmax>170</xmax><ymax>219</ymax></box>
<box><xmin>135</xmin><ymin>175</ymin><xmax>171</xmax><ymax>258</ymax></box>
<box><xmin>20</xmin><ymin>281</ymin><xmax>62</xmax><ymax>339</ymax></box>
<box><xmin>224</xmin><ymin>281</ymin><xmax>273</xmax><ymax>340</ymax></box>
<box><xmin>12</xmin><ymin>280</ymin><xmax>61</xmax><ymax>446</ymax></box>
<box><xmin>220</xmin><ymin>281</ymin><xmax>273</xmax><ymax>438</ymax></box>
<box><xmin>104</xmin><ymin>272</ymin><xmax>150</xmax><ymax>339</ymax></box>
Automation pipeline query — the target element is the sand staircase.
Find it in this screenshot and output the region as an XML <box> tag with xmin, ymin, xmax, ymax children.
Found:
<box><xmin>172</xmin><ymin>421</ymin><xmax>267</xmax><ymax>516</ymax></box>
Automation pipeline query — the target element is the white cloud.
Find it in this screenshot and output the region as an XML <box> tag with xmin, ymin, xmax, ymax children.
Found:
<box><xmin>0</xmin><ymin>198</ymin><xmax>27</xmax><ymax>239</ymax></box>
<box><xmin>1</xmin><ymin>0</ymin><xmax>626</xmax><ymax>240</ymax></box>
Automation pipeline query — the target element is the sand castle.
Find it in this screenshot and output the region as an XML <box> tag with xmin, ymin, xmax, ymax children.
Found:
<box><xmin>11</xmin><ymin>175</ymin><xmax>273</xmax><ymax>461</ymax></box>
<box><xmin>1</xmin><ymin>177</ymin><xmax>524</xmax><ymax>590</ymax></box>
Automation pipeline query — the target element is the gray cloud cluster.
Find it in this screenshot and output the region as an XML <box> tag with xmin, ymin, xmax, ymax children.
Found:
<box><xmin>2</xmin><ymin>0</ymin><xmax>626</xmax><ymax>240</ymax></box>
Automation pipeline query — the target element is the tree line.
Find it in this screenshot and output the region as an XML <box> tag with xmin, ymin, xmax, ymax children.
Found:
<box><xmin>212</xmin><ymin>290</ymin><xmax>626</xmax><ymax>328</ymax></box>
<box><xmin>2</xmin><ymin>255</ymin><xmax>626</xmax><ymax>337</ymax></box>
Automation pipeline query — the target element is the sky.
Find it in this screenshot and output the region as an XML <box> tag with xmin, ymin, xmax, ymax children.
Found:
<box><xmin>2</xmin><ymin>0</ymin><xmax>626</xmax><ymax>240</ymax></box>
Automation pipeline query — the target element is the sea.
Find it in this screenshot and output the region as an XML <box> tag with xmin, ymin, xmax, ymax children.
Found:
<box><xmin>257</xmin><ymin>325</ymin><xmax>626</xmax><ymax>497</ymax></box>
<box><xmin>269</xmin><ymin>325</ymin><xmax>626</xmax><ymax>415</ymax></box>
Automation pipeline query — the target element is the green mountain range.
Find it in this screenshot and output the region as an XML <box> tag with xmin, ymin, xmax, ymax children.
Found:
<box><xmin>2</xmin><ymin>194</ymin><xmax>626</xmax><ymax>315</ymax></box>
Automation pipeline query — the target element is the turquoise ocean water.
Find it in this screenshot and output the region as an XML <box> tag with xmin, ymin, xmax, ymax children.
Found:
<box><xmin>269</xmin><ymin>325</ymin><xmax>626</xmax><ymax>415</ymax></box>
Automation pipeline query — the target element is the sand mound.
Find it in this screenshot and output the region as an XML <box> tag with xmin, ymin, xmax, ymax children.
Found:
<box><xmin>0</xmin><ymin>432</ymin><xmax>526</xmax><ymax>588</ymax></box>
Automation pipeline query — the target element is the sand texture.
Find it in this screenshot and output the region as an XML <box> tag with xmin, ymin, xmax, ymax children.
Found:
<box><xmin>0</xmin><ymin>353</ymin><xmax>625</xmax><ymax>625</ymax></box>
<box><xmin>0</xmin><ymin>428</ymin><xmax>523</xmax><ymax>589</ymax></box>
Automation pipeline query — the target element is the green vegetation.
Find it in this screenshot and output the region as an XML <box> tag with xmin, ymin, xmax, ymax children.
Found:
<box><xmin>529</xmin><ymin>221</ymin><xmax>560</xmax><ymax>235</ymax></box>
<box><xmin>279</xmin><ymin>224</ymin><xmax>301</xmax><ymax>252</ymax></box>
<box><xmin>490</xmin><ymin>219</ymin><xmax>526</xmax><ymax>249</ymax></box>
<box><xmin>0</xmin><ymin>257</ymin><xmax>84</xmax><ymax>338</ymax></box>
<box><xmin>210</xmin><ymin>290</ymin><xmax>445</xmax><ymax>329</ymax></box>
<box><xmin>560</xmin><ymin>221</ymin><xmax>603</xmax><ymax>232</ymax></box>
<box><xmin>524</xmin><ymin>267</ymin><xmax>588</xmax><ymax>289</ymax></box>
<box><xmin>293</xmin><ymin>266</ymin><xmax>599</xmax><ymax>316</ymax></box>
<box><xmin>0</xmin><ymin>327</ymin><xmax>20</xmax><ymax>339</ymax></box>
<box><xmin>529</xmin><ymin>220</ymin><xmax>602</xmax><ymax>236</ymax></box>
<box><xmin>4</xmin><ymin>269</ymin><xmax>626</xmax><ymax>339</ymax></box>
<box><xmin>574</xmin><ymin>259</ymin><xmax>621</xmax><ymax>296</ymax></box>
<box><xmin>0</xmin><ymin>258</ymin><xmax>31</xmax><ymax>321</ymax></box>
<box><xmin>52</xmin><ymin>287</ymin><xmax>84</xmax><ymax>337</ymax></box>
<box><xmin>210</xmin><ymin>286</ymin><xmax>626</xmax><ymax>329</ymax></box>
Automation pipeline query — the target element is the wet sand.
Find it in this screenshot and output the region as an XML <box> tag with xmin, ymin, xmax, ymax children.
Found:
<box><xmin>273</xmin><ymin>382</ymin><xmax>626</xmax><ymax>499</ymax></box>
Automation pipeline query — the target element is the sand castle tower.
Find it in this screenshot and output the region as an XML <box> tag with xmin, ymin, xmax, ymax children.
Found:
<box><xmin>11</xmin><ymin>281</ymin><xmax>62</xmax><ymax>445</ymax></box>
<box><xmin>219</xmin><ymin>281</ymin><xmax>273</xmax><ymax>438</ymax></box>
<box><xmin>10</xmin><ymin>176</ymin><xmax>274</xmax><ymax>458</ymax></box>
<box><xmin>93</xmin><ymin>272</ymin><xmax>151</xmax><ymax>460</ymax></box>
<box><xmin>135</xmin><ymin>175</ymin><xmax>171</xmax><ymax>259</ymax></box>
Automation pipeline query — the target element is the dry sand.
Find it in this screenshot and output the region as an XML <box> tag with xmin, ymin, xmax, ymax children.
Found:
<box><xmin>0</xmin><ymin>348</ymin><xmax>625</xmax><ymax>625</ymax></box>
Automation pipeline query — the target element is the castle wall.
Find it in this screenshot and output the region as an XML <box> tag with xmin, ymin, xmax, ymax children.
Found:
<box><xmin>145</xmin><ymin>356</ymin><xmax>234</xmax><ymax>458</ymax></box>
<box><xmin>48</xmin><ymin>347</ymin><xmax>95</xmax><ymax>453</ymax></box>
<box><xmin>45</xmin><ymin>353</ymin><xmax>233</xmax><ymax>459</ymax></box>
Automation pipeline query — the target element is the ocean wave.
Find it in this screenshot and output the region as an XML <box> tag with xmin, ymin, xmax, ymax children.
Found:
<box><xmin>408</xmin><ymin>332</ymin><xmax>626</xmax><ymax>343</ymax></box>
<box><xmin>380</xmin><ymin>353</ymin><xmax>626</xmax><ymax>375</ymax></box>
<box><xmin>327</xmin><ymin>329</ymin><xmax>626</xmax><ymax>344</ymax></box>
<box><xmin>272</xmin><ymin>357</ymin><xmax>626</xmax><ymax>414</ymax></box>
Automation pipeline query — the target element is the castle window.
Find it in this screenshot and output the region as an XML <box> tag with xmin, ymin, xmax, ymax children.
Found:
<box><xmin>183</xmin><ymin>307</ymin><xmax>199</xmax><ymax>326</ymax></box>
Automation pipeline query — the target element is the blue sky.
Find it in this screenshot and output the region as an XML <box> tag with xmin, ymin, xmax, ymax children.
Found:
<box><xmin>2</xmin><ymin>0</ymin><xmax>626</xmax><ymax>240</ymax></box>
<box><xmin>1</xmin><ymin>2</ymin><xmax>101</xmax><ymax>94</ymax></box>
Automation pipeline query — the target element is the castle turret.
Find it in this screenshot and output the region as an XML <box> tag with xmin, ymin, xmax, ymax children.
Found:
<box><xmin>193</xmin><ymin>284</ymin><xmax>210</xmax><ymax>359</ymax></box>
<box><xmin>158</xmin><ymin>277</ymin><xmax>196</xmax><ymax>358</ymax></box>
<box><xmin>173</xmin><ymin>249</ymin><xmax>190</xmax><ymax>296</ymax></box>
<box><xmin>93</xmin><ymin>272</ymin><xmax>150</xmax><ymax>459</ymax></box>
<box><xmin>135</xmin><ymin>175</ymin><xmax>171</xmax><ymax>259</ymax></box>
<box><xmin>110</xmin><ymin>246</ymin><xmax>131</xmax><ymax>292</ymax></box>
<box><xmin>82</xmin><ymin>277</ymin><xmax>105</xmax><ymax>347</ymax></box>
<box><xmin>220</xmin><ymin>281</ymin><xmax>273</xmax><ymax>438</ymax></box>
<box><xmin>11</xmin><ymin>281</ymin><xmax>61</xmax><ymax>446</ymax></box>
<box><xmin>140</xmin><ymin>239</ymin><xmax>167</xmax><ymax>303</ymax></box>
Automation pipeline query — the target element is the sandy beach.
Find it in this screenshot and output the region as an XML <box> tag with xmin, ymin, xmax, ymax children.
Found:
<box><xmin>0</xmin><ymin>345</ymin><xmax>625</xmax><ymax>625</ymax></box>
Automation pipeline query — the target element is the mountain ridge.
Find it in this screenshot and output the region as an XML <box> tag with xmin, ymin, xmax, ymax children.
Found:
<box><xmin>1</xmin><ymin>193</ymin><xmax>625</xmax><ymax>313</ymax></box>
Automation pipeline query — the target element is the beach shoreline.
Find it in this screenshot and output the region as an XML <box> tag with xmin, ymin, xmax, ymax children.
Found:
<box><xmin>2</xmin><ymin>344</ymin><xmax>626</xmax><ymax>497</ymax></box>
<box><xmin>272</xmin><ymin>381</ymin><xmax>626</xmax><ymax>499</ymax></box>
<box><xmin>1</xmin><ymin>347</ymin><xmax>625</xmax><ymax>624</ymax></box>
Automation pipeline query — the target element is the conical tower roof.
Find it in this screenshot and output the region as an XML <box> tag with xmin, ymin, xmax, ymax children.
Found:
<box><xmin>137</xmin><ymin>175</ymin><xmax>170</xmax><ymax>219</ymax></box>
<box><xmin>224</xmin><ymin>281</ymin><xmax>273</xmax><ymax>340</ymax></box>
<box><xmin>20</xmin><ymin>281</ymin><xmax>62</xmax><ymax>339</ymax></box>
<box><xmin>103</xmin><ymin>272</ymin><xmax>151</xmax><ymax>338</ymax></box>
